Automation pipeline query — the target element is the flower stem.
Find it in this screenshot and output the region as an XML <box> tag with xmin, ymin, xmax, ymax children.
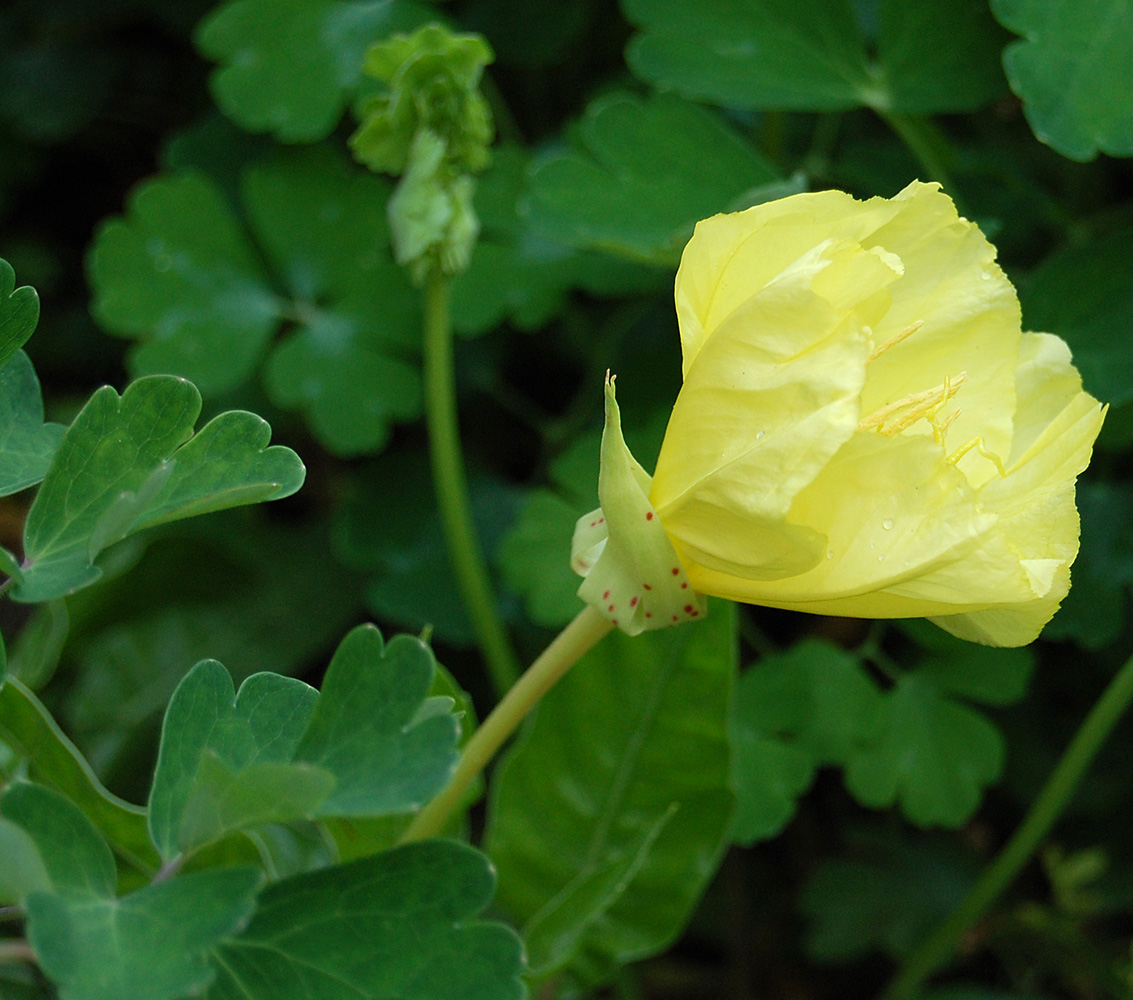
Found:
<box><xmin>422</xmin><ymin>271</ymin><xmax>522</xmax><ymax>695</ymax></box>
<box><xmin>0</xmin><ymin>939</ymin><xmax>35</xmax><ymax>964</ymax></box>
<box><xmin>399</xmin><ymin>605</ymin><xmax>613</xmax><ymax>843</ymax></box>
<box><xmin>882</xmin><ymin>650</ymin><xmax>1133</xmax><ymax>1000</ymax></box>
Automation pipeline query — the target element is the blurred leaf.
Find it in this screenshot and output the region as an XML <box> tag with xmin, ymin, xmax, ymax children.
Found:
<box><xmin>0</xmin><ymin>678</ymin><xmax>158</xmax><ymax>874</ymax></box>
<box><xmin>89</xmin><ymin>148</ymin><xmax>422</xmax><ymax>455</ymax></box>
<box><xmin>524</xmin><ymin>807</ymin><xmax>675</xmax><ymax>977</ymax></box>
<box><xmin>27</xmin><ymin>867</ymin><xmax>262</xmax><ymax>1000</ymax></box>
<box><xmin>0</xmin><ymin>783</ymin><xmax>116</xmax><ymax>900</ymax></box>
<box><xmin>0</xmin><ymin>351</ymin><xmax>64</xmax><ymax>498</ymax></box>
<box><xmin>12</xmin><ymin>377</ymin><xmax>305</xmax><ymax>603</ymax></box>
<box><xmin>992</xmin><ymin>0</ymin><xmax>1133</xmax><ymax>160</ymax></box>
<box><xmin>801</xmin><ymin>829</ymin><xmax>979</xmax><ymax>960</ymax></box>
<box><xmin>494</xmin><ymin>428</ymin><xmax>599</xmax><ymax>629</ymax></box>
<box><xmin>0</xmin><ymin>817</ymin><xmax>49</xmax><ymax>905</ymax></box>
<box><xmin>1019</xmin><ymin>227</ymin><xmax>1133</xmax><ymax>406</ymax></box>
<box><xmin>845</xmin><ymin>671</ymin><xmax>1004</xmax><ymax>827</ymax></box>
<box><xmin>487</xmin><ymin>602</ymin><xmax>735</xmax><ymax>990</ymax></box>
<box><xmin>6</xmin><ymin>599</ymin><xmax>68</xmax><ymax>690</ymax></box>
<box><xmin>729</xmin><ymin>640</ymin><xmax>882</xmax><ymax>844</ymax></box>
<box><xmin>206</xmin><ymin>842</ymin><xmax>525</xmax><ymax>1000</ymax></box>
<box><xmin>624</xmin><ymin>0</ymin><xmax>1005</xmax><ymax>114</ymax></box>
<box><xmin>0</xmin><ymin>259</ymin><xmax>39</xmax><ymax>370</ymax></box>
<box><xmin>148</xmin><ymin>662</ymin><xmax>327</xmax><ymax>860</ymax></box>
<box><xmin>451</xmin><ymin>146</ymin><xmax>664</xmax><ymax>336</ymax></box>
<box><xmin>334</xmin><ymin>450</ymin><xmax>521</xmax><ymax>643</ymax></box>
<box><xmin>61</xmin><ymin>521</ymin><xmax>360</xmax><ymax>777</ymax></box>
<box><xmin>1044</xmin><ymin>481</ymin><xmax>1133</xmax><ymax>648</ymax></box>
<box><xmin>196</xmin><ymin>0</ymin><xmax>435</xmax><ymax>142</ymax></box>
<box><xmin>897</xmin><ymin>621</ymin><xmax>1035</xmax><ymax>705</ymax></box>
<box><xmin>89</xmin><ymin>172</ymin><xmax>280</xmax><ymax>395</ymax></box>
<box><xmin>527</xmin><ymin>92</ymin><xmax>780</xmax><ymax>266</ymax></box>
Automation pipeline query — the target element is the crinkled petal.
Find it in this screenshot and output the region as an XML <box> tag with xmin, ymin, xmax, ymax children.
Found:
<box><xmin>652</xmin><ymin>238</ymin><xmax>902</xmax><ymax>581</ymax></box>
<box><xmin>858</xmin><ymin>182</ymin><xmax>1022</xmax><ymax>489</ymax></box>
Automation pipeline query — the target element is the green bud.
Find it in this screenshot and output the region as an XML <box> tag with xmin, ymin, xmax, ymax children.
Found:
<box><xmin>350</xmin><ymin>24</ymin><xmax>494</xmax><ymax>282</ymax></box>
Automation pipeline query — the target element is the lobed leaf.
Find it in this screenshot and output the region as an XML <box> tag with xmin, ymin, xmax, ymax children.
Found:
<box><xmin>0</xmin><ymin>258</ymin><xmax>39</xmax><ymax>371</ymax></box>
<box><xmin>527</xmin><ymin>92</ymin><xmax>781</xmax><ymax>266</ymax></box>
<box><xmin>196</xmin><ymin>0</ymin><xmax>435</xmax><ymax>143</ymax></box>
<box><xmin>12</xmin><ymin>376</ymin><xmax>305</xmax><ymax>603</ymax></box>
<box><xmin>0</xmin><ymin>351</ymin><xmax>65</xmax><ymax>498</ymax></box>
<box><xmin>487</xmin><ymin>602</ymin><xmax>735</xmax><ymax>989</ymax></box>
<box><xmin>205</xmin><ymin>841</ymin><xmax>525</xmax><ymax>1000</ymax></box>
<box><xmin>992</xmin><ymin>0</ymin><xmax>1133</xmax><ymax>161</ymax></box>
<box><xmin>148</xmin><ymin>625</ymin><xmax>460</xmax><ymax>859</ymax></box>
<box><xmin>624</xmin><ymin>0</ymin><xmax>1006</xmax><ymax>115</ymax></box>
<box><xmin>27</xmin><ymin>867</ymin><xmax>262</xmax><ymax>1000</ymax></box>
<box><xmin>844</xmin><ymin>672</ymin><xmax>1005</xmax><ymax>827</ymax></box>
<box><xmin>89</xmin><ymin>172</ymin><xmax>280</xmax><ymax>395</ymax></box>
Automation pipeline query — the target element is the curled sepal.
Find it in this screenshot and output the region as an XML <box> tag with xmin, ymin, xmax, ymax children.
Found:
<box><xmin>571</xmin><ymin>376</ymin><xmax>707</xmax><ymax>636</ymax></box>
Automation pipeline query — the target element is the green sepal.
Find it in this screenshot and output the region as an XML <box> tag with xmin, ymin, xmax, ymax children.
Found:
<box><xmin>571</xmin><ymin>376</ymin><xmax>707</xmax><ymax>635</ymax></box>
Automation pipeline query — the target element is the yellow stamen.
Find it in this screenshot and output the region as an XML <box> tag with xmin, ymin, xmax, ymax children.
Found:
<box><xmin>947</xmin><ymin>435</ymin><xmax>1007</xmax><ymax>477</ymax></box>
<box><xmin>868</xmin><ymin>320</ymin><xmax>925</xmax><ymax>362</ymax></box>
<box><xmin>858</xmin><ymin>372</ymin><xmax>967</xmax><ymax>437</ymax></box>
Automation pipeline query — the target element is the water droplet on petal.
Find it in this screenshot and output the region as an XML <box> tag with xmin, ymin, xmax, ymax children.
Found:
<box><xmin>882</xmin><ymin>518</ymin><xmax>894</xmax><ymax>530</ymax></box>
<box><xmin>826</xmin><ymin>551</ymin><xmax>834</xmax><ymax>559</ymax></box>
<box><xmin>755</xmin><ymin>430</ymin><xmax>766</xmax><ymax>440</ymax></box>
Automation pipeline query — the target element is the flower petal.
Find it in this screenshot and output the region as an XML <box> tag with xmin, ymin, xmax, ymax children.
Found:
<box><xmin>653</xmin><ymin>237</ymin><xmax>902</xmax><ymax>581</ymax></box>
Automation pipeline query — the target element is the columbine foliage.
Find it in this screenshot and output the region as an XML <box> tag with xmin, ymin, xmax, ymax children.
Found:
<box><xmin>2</xmin><ymin>1</ymin><xmax>1132</xmax><ymax>999</ymax></box>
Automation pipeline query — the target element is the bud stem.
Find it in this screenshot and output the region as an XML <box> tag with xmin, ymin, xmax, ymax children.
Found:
<box><xmin>422</xmin><ymin>271</ymin><xmax>521</xmax><ymax>695</ymax></box>
<box><xmin>400</xmin><ymin>605</ymin><xmax>613</xmax><ymax>843</ymax></box>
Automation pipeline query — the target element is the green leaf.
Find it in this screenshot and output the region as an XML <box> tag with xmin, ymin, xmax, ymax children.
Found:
<box><xmin>0</xmin><ymin>783</ymin><xmax>115</xmax><ymax>900</ymax></box>
<box><xmin>149</xmin><ymin>625</ymin><xmax>460</xmax><ymax>858</ymax></box>
<box><xmin>12</xmin><ymin>376</ymin><xmax>305</xmax><ymax>603</ymax></box>
<box><xmin>1019</xmin><ymin>227</ymin><xmax>1133</xmax><ymax>406</ymax></box>
<box><xmin>334</xmin><ymin>451</ymin><xmax>521</xmax><ymax>644</ymax></box>
<box><xmin>527</xmin><ymin>92</ymin><xmax>780</xmax><ymax>266</ymax></box>
<box><xmin>0</xmin><ymin>817</ymin><xmax>50</xmax><ymax>905</ymax></box>
<box><xmin>801</xmin><ymin>828</ymin><xmax>979</xmax><ymax>960</ymax></box>
<box><xmin>487</xmin><ymin>602</ymin><xmax>735</xmax><ymax>990</ymax></box>
<box><xmin>89</xmin><ymin>172</ymin><xmax>280</xmax><ymax>395</ymax></box>
<box><xmin>0</xmin><ymin>678</ymin><xmax>158</xmax><ymax>874</ymax></box>
<box><xmin>295</xmin><ymin>624</ymin><xmax>460</xmax><ymax>816</ymax></box>
<box><xmin>148</xmin><ymin>661</ymin><xmax>328</xmax><ymax>860</ymax></box>
<box><xmin>59</xmin><ymin>520</ymin><xmax>360</xmax><ymax>774</ymax></box>
<box><xmin>0</xmin><ymin>351</ymin><xmax>63</xmax><ymax>498</ymax></box>
<box><xmin>206</xmin><ymin>841</ymin><xmax>525</xmax><ymax>1000</ymax></box>
<box><xmin>6</xmin><ymin>599</ymin><xmax>69</xmax><ymax>690</ymax></box>
<box><xmin>844</xmin><ymin>671</ymin><xmax>1004</xmax><ymax>827</ymax></box>
<box><xmin>495</xmin><ymin>430</ymin><xmax>605</xmax><ymax>629</ymax></box>
<box><xmin>451</xmin><ymin>146</ymin><xmax>664</xmax><ymax>336</ymax></box>
<box><xmin>27</xmin><ymin>867</ymin><xmax>262</xmax><ymax>1000</ymax></box>
<box><xmin>624</xmin><ymin>0</ymin><xmax>1006</xmax><ymax>115</ymax></box>
<box><xmin>728</xmin><ymin>639</ymin><xmax>882</xmax><ymax>844</ymax></box>
<box><xmin>0</xmin><ymin>258</ymin><xmax>39</xmax><ymax>370</ymax></box>
<box><xmin>992</xmin><ymin>0</ymin><xmax>1133</xmax><ymax>160</ymax></box>
<box><xmin>196</xmin><ymin>0</ymin><xmax>434</xmax><ymax>143</ymax></box>
<box><xmin>898</xmin><ymin>622</ymin><xmax>1035</xmax><ymax>706</ymax></box>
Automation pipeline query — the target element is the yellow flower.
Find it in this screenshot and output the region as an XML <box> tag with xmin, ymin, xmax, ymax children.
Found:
<box><xmin>573</xmin><ymin>181</ymin><xmax>1105</xmax><ymax>647</ymax></box>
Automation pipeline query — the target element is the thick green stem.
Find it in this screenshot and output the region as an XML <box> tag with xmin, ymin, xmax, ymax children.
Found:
<box><xmin>422</xmin><ymin>271</ymin><xmax>522</xmax><ymax>695</ymax></box>
<box><xmin>0</xmin><ymin>939</ymin><xmax>35</xmax><ymax>964</ymax></box>
<box><xmin>882</xmin><ymin>650</ymin><xmax>1133</xmax><ymax>1000</ymax></box>
<box><xmin>400</xmin><ymin>605</ymin><xmax>613</xmax><ymax>843</ymax></box>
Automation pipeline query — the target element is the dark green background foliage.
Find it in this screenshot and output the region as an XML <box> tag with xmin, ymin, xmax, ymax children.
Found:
<box><xmin>1</xmin><ymin>0</ymin><xmax>1132</xmax><ymax>998</ymax></box>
